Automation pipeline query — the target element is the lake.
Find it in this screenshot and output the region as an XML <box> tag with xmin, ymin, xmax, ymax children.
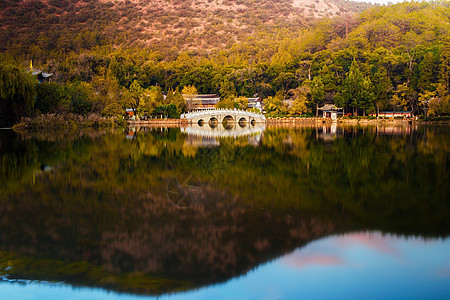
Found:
<box><xmin>0</xmin><ymin>122</ymin><xmax>449</xmax><ymax>299</ymax></box>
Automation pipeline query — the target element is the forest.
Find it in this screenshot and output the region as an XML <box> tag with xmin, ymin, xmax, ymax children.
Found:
<box><xmin>1</xmin><ymin>1</ymin><xmax>450</xmax><ymax>126</ymax></box>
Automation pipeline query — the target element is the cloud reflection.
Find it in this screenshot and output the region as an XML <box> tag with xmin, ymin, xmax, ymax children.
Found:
<box><xmin>283</xmin><ymin>253</ymin><xmax>344</xmax><ymax>269</ymax></box>
<box><xmin>334</xmin><ymin>232</ymin><xmax>398</xmax><ymax>255</ymax></box>
<box><xmin>282</xmin><ymin>232</ymin><xmax>406</xmax><ymax>270</ymax></box>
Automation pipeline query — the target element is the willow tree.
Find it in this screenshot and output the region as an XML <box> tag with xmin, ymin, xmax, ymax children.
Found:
<box><xmin>0</xmin><ymin>63</ymin><xmax>36</xmax><ymax>126</ymax></box>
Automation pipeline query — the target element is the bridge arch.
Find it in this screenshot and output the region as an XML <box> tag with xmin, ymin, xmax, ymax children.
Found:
<box><xmin>223</xmin><ymin>115</ymin><xmax>235</xmax><ymax>123</ymax></box>
<box><xmin>209</xmin><ymin>117</ymin><xmax>219</xmax><ymax>128</ymax></box>
<box><xmin>181</xmin><ymin>109</ymin><xmax>266</xmax><ymax>125</ymax></box>
<box><xmin>238</xmin><ymin>117</ymin><xmax>248</xmax><ymax>123</ymax></box>
<box><xmin>224</xmin><ymin>121</ymin><xmax>235</xmax><ymax>129</ymax></box>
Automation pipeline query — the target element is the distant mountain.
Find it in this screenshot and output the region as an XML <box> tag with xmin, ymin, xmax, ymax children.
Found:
<box><xmin>0</xmin><ymin>0</ymin><xmax>374</xmax><ymax>54</ymax></box>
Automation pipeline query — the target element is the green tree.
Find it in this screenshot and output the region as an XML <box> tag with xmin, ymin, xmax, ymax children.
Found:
<box><xmin>336</xmin><ymin>60</ymin><xmax>375</xmax><ymax>116</ymax></box>
<box><xmin>274</xmin><ymin>72</ymin><xmax>295</xmax><ymax>99</ymax></box>
<box><xmin>310</xmin><ymin>76</ymin><xmax>324</xmax><ymax>116</ymax></box>
<box><xmin>66</xmin><ymin>82</ymin><xmax>94</xmax><ymax>116</ymax></box>
<box><xmin>101</xmin><ymin>102</ymin><xmax>123</xmax><ymax>118</ymax></box>
<box><xmin>0</xmin><ymin>63</ymin><xmax>36</xmax><ymax>126</ymax></box>
<box><xmin>35</xmin><ymin>82</ymin><xmax>63</xmax><ymax>114</ymax></box>
<box><xmin>152</xmin><ymin>104</ymin><xmax>179</xmax><ymax>119</ymax></box>
<box><xmin>219</xmin><ymin>78</ymin><xmax>236</xmax><ymax>99</ymax></box>
<box><xmin>372</xmin><ymin>66</ymin><xmax>392</xmax><ymax>116</ymax></box>
<box><xmin>216</xmin><ymin>96</ymin><xmax>238</xmax><ymax>109</ymax></box>
<box><xmin>417</xmin><ymin>51</ymin><xmax>438</xmax><ymax>93</ymax></box>
<box><xmin>439</xmin><ymin>41</ymin><xmax>450</xmax><ymax>97</ymax></box>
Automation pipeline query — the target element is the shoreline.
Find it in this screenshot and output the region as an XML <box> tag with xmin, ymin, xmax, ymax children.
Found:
<box><xmin>9</xmin><ymin>117</ymin><xmax>449</xmax><ymax>133</ymax></box>
<box><xmin>128</xmin><ymin>117</ymin><xmax>450</xmax><ymax>126</ymax></box>
<box><xmin>127</xmin><ymin>119</ymin><xmax>188</xmax><ymax>126</ymax></box>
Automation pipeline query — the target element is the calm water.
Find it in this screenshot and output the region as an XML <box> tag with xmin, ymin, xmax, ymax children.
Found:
<box><xmin>0</xmin><ymin>123</ymin><xmax>449</xmax><ymax>299</ymax></box>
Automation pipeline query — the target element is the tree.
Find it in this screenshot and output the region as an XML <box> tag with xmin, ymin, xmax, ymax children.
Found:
<box><xmin>0</xmin><ymin>63</ymin><xmax>36</xmax><ymax>126</ymax></box>
<box><xmin>372</xmin><ymin>66</ymin><xmax>392</xmax><ymax>116</ymax></box>
<box><xmin>359</xmin><ymin>78</ymin><xmax>376</xmax><ymax>116</ymax></box>
<box><xmin>66</xmin><ymin>82</ymin><xmax>94</xmax><ymax>116</ymax></box>
<box><xmin>288</xmin><ymin>84</ymin><xmax>310</xmax><ymax>116</ymax></box>
<box><xmin>417</xmin><ymin>51</ymin><xmax>438</xmax><ymax>93</ymax></box>
<box><xmin>152</xmin><ymin>104</ymin><xmax>179</xmax><ymax>119</ymax></box>
<box><xmin>427</xmin><ymin>83</ymin><xmax>450</xmax><ymax>116</ymax></box>
<box><xmin>439</xmin><ymin>40</ymin><xmax>450</xmax><ymax>97</ymax></box>
<box><xmin>139</xmin><ymin>86</ymin><xmax>164</xmax><ymax>116</ymax></box>
<box><xmin>391</xmin><ymin>83</ymin><xmax>409</xmax><ymax>112</ymax></box>
<box><xmin>235</xmin><ymin>96</ymin><xmax>248</xmax><ymax>110</ymax></box>
<box><xmin>418</xmin><ymin>90</ymin><xmax>435</xmax><ymax>117</ymax></box>
<box><xmin>90</xmin><ymin>73</ymin><xmax>121</xmax><ymax>113</ymax></box>
<box><xmin>216</xmin><ymin>96</ymin><xmax>237</xmax><ymax>109</ymax></box>
<box><xmin>274</xmin><ymin>72</ymin><xmax>295</xmax><ymax>99</ymax></box>
<box><xmin>171</xmin><ymin>87</ymin><xmax>187</xmax><ymax>113</ymax></box>
<box><xmin>182</xmin><ymin>85</ymin><xmax>198</xmax><ymax>111</ymax></box>
<box><xmin>310</xmin><ymin>76</ymin><xmax>324</xmax><ymax>116</ymax></box>
<box><xmin>101</xmin><ymin>102</ymin><xmax>123</xmax><ymax>118</ymax></box>
<box><xmin>336</xmin><ymin>60</ymin><xmax>375</xmax><ymax>116</ymax></box>
<box><xmin>35</xmin><ymin>82</ymin><xmax>63</xmax><ymax>114</ymax></box>
<box><xmin>264</xmin><ymin>93</ymin><xmax>287</xmax><ymax>116</ymax></box>
<box><xmin>219</xmin><ymin>78</ymin><xmax>236</xmax><ymax>98</ymax></box>
<box><xmin>129</xmin><ymin>80</ymin><xmax>144</xmax><ymax>118</ymax></box>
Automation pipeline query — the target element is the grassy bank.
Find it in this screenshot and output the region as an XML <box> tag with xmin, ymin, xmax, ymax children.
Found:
<box><xmin>12</xmin><ymin>113</ymin><xmax>125</xmax><ymax>132</ymax></box>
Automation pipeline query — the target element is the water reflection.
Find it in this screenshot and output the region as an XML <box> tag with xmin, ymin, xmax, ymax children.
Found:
<box><xmin>1</xmin><ymin>232</ymin><xmax>448</xmax><ymax>300</ymax></box>
<box><xmin>182</xmin><ymin>123</ymin><xmax>265</xmax><ymax>138</ymax></box>
<box><xmin>0</xmin><ymin>124</ymin><xmax>449</xmax><ymax>297</ymax></box>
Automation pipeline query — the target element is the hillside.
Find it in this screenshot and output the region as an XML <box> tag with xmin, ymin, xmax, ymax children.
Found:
<box><xmin>1</xmin><ymin>1</ymin><xmax>449</xmax><ymax>126</ymax></box>
<box><xmin>0</xmin><ymin>0</ymin><xmax>373</xmax><ymax>54</ymax></box>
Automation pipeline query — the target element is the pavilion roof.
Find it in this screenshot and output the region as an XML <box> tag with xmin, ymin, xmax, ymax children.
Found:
<box><xmin>319</xmin><ymin>104</ymin><xmax>342</xmax><ymax>111</ymax></box>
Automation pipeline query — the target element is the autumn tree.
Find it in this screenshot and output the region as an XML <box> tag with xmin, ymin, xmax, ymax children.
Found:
<box><xmin>288</xmin><ymin>84</ymin><xmax>310</xmax><ymax>116</ymax></box>
<box><xmin>235</xmin><ymin>96</ymin><xmax>249</xmax><ymax>110</ymax></box>
<box><xmin>391</xmin><ymin>83</ymin><xmax>409</xmax><ymax>113</ymax></box>
<box><xmin>182</xmin><ymin>85</ymin><xmax>198</xmax><ymax>111</ymax></box>
<box><xmin>128</xmin><ymin>80</ymin><xmax>144</xmax><ymax>118</ymax></box>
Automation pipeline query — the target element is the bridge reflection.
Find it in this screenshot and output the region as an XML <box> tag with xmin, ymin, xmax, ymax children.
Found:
<box><xmin>182</xmin><ymin>123</ymin><xmax>265</xmax><ymax>138</ymax></box>
<box><xmin>182</xmin><ymin>123</ymin><xmax>265</xmax><ymax>147</ymax></box>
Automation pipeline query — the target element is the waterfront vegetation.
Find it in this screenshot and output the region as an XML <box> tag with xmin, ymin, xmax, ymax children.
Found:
<box><xmin>1</xmin><ymin>2</ymin><xmax>450</xmax><ymax>127</ymax></box>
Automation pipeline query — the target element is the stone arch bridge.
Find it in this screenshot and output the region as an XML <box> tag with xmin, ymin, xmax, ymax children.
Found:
<box><xmin>181</xmin><ymin>109</ymin><xmax>266</xmax><ymax>125</ymax></box>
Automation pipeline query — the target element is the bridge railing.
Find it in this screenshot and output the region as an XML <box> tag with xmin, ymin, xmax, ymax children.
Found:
<box><xmin>181</xmin><ymin>108</ymin><xmax>265</xmax><ymax>120</ymax></box>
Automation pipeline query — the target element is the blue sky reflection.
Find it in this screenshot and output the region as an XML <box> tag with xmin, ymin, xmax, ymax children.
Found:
<box><xmin>1</xmin><ymin>232</ymin><xmax>449</xmax><ymax>300</ymax></box>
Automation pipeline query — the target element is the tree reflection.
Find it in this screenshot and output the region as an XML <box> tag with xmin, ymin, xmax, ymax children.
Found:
<box><xmin>0</xmin><ymin>124</ymin><xmax>448</xmax><ymax>294</ymax></box>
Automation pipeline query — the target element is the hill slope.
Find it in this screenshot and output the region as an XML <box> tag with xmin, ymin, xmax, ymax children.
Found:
<box><xmin>0</xmin><ymin>0</ymin><xmax>373</xmax><ymax>54</ymax></box>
